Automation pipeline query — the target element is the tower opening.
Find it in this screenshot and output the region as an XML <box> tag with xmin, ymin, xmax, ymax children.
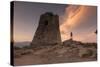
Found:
<box><xmin>44</xmin><ymin>20</ymin><xmax>48</xmax><ymax>26</ymax></box>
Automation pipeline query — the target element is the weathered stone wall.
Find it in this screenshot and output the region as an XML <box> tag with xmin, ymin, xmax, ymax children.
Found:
<box><xmin>31</xmin><ymin>12</ymin><xmax>61</xmax><ymax>47</ymax></box>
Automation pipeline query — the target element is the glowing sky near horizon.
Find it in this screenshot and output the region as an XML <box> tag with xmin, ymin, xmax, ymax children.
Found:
<box><xmin>13</xmin><ymin>1</ymin><xmax>97</xmax><ymax>43</ymax></box>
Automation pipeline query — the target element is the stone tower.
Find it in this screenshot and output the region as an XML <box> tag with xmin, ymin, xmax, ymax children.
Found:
<box><xmin>31</xmin><ymin>12</ymin><xmax>61</xmax><ymax>48</ymax></box>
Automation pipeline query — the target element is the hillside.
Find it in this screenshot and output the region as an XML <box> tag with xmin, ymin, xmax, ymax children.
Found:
<box><xmin>14</xmin><ymin>39</ymin><xmax>97</xmax><ymax>66</ymax></box>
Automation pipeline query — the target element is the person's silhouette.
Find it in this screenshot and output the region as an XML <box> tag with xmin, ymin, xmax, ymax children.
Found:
<box><xmin>95</xmin><ymin>30</ymin><xmax>97</xmax><ymax>34</ymax></box>
<box><xmin>70</xmin><ymin>32</ymin><xmax>73</xmax><ymax>40</ymax></box>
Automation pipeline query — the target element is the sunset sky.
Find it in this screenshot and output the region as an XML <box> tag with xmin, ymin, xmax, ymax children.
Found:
<box><xmin>13</xmin><ymin>1</ymin><xmax>97</xmax><ymax>43</ymax></box>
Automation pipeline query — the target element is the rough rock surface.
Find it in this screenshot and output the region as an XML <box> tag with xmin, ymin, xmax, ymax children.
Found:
<box><xmin>14</xmin><ymin>40</ymin><xmax>97</xmax><ymax>66</ymax></box>
<box><xmin>31</xmin><ymin>12</ymin><xmax>61</xmax><ymax>48</ymax></box>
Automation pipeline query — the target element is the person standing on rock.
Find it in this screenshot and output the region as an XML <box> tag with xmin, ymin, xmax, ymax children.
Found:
<box><xmin>70</xmin><ymin>32</ymin><xmax>73</xmax><ymax>40</ymax></box>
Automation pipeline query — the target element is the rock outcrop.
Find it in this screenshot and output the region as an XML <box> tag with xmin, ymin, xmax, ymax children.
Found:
<box><xmin>31</xmin><ymin>12</ymin><xmax>61</xmax><ymax>48</ymax></box>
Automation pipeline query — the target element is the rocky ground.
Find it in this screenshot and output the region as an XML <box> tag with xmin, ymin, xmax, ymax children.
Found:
<box><xmin>14</xmin><ymin>40</ymin><xmax>97</xmax><ymax>66</ymax></box>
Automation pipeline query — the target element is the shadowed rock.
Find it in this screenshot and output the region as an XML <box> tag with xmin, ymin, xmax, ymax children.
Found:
<box><xmin>31</xmin><ymin>12</ymin><xmax>62</xmax><ymax>48</ymax></box>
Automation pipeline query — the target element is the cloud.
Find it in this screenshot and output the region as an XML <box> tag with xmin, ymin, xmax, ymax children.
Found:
<box><xmin>60</xmin><ymin>5</ymin><xmax>97</xmax><ymax>42</ymax></box>
<box><xmin>60</xmin><ymin>5</ymin><xmax>84</xmax><ymax>41</ymax></box>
